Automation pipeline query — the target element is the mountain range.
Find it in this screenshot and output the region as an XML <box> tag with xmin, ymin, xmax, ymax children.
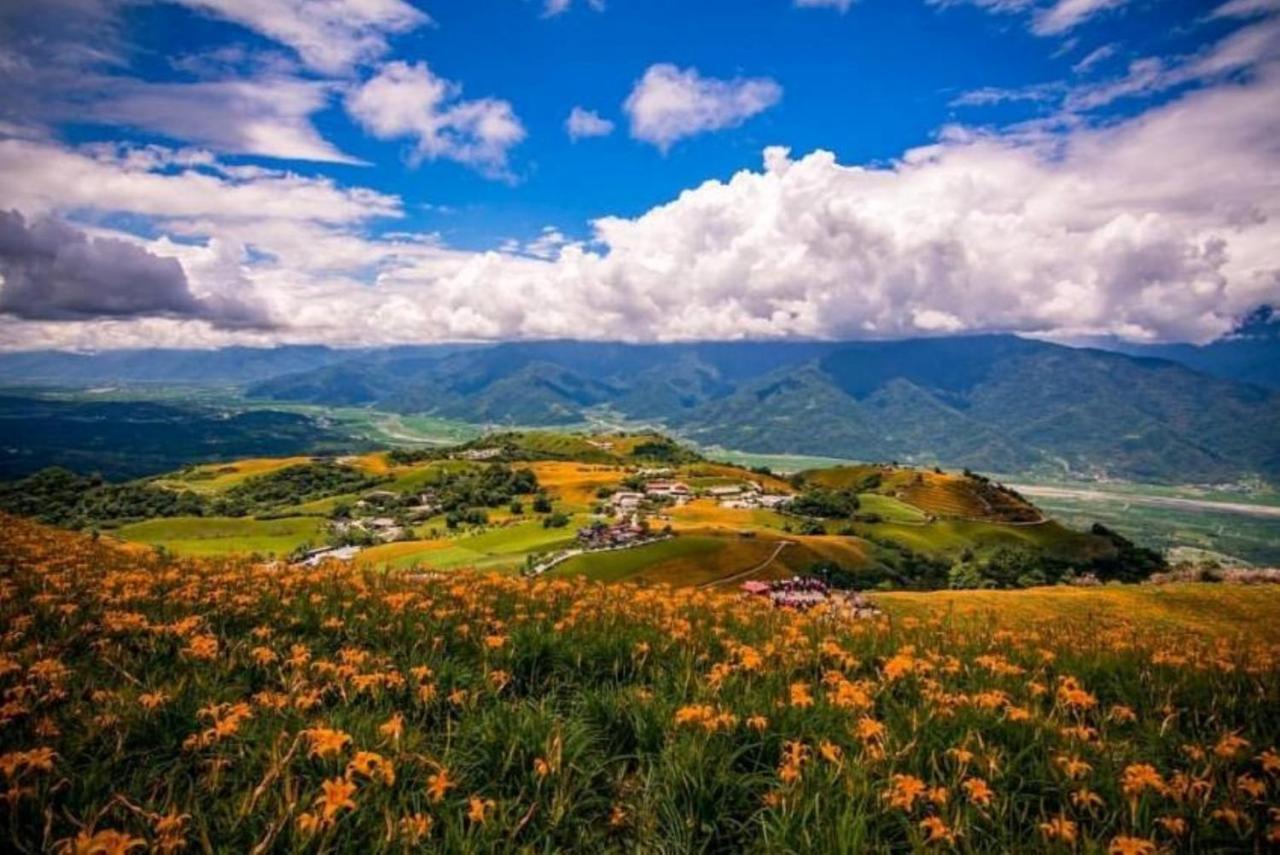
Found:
<box><xmin>235</xmin><ymin>336</ymin><xmax>1278</xmax><ymax>484</ymax></box>
<box><xmin>1</xmin><ymin>321</ymin><xmax>1277</xmax><ymax>485</ymax></box>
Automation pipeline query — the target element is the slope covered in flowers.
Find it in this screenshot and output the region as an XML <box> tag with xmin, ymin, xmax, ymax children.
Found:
<box><xmin>1</xmin><ymin>514</ymin><xmax>1278</xmax><ymax>852</ymax></box>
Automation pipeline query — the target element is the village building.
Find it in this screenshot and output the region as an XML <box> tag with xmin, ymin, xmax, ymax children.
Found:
<box><xmin>297</xmin><ymin>545</ymin><xmax>362</xmax><ymax>567</ymax></box>
<box><xmin>576</xmin><ymin>517</ymin><xmax>647</xmax><ymax>548</ymax></box>
<box><xmin>610</xmin><ymin>491</ymin><xmax>645</xmax><ymax>512</ymax></box>
<box><xmin>454</xmin><ymin>447</ymin><xmax>503</xmax><ymax>461</ymax></box>
<box><xmin>645</xmin><ymin>480</ymin><xmax>691</xmax><ymax>498</ymax></box>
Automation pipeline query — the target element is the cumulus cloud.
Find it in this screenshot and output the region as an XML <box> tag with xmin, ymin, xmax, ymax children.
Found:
<box><xmin>361</xmin><ymin>63</ymin><xmax>1280</xmax><ymax>345</ymax></box>
<box><xmin>346</xmin><ymin>61</ymin><xmax>526</xmax><ymax>177</ymax></box>
<box><xmin>2</xmin><ymin>15</ymin><xmax>1279</xmax><ymax>350</ymax></box>
<box><xmin>0</xmin><ymin>210</ymin><xmax>270</xmax><ymax>328</ymax></box>
<box><xmin>565</xmin><ymin>107</ymin><xmax>614</xmax><ymax>140</ymax></box>
<box><xmin>624</xmin><ymin>64</ymin><xmax>782</xmax><ymax>152</ymax></box>
<box><xmin>164</xmin><ymin>0</ymin><xmax>429</xmax><ymax>75</ymax></box>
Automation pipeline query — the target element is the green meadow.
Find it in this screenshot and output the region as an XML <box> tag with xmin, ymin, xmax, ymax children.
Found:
<box><xmin>114</xmin><ymin>515</ymin><xmax>326</xmax><ymax>557</ymax></box>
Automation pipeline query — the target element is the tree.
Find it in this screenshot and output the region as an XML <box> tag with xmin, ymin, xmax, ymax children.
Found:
<box><xmin>532</xmin><ymin>493</ymin><xmax>553</xmax><ymax>514</ymax></box>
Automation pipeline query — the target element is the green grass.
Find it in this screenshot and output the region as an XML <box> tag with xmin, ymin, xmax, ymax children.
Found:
<box><xmin>8</xmin><ymin>515</ymin><xmax>1280</xmax><ymax>853</ymax></box>
<box><xmin>115</xmin><ymin>515</ymin><xmax>325</xmax><ymax>557</ymax></box>
<box><xmin>851</xmin><ymin>518</ymin><xmax>1104</xmax><ymax>560</ymax></box>
<box><xmin>359</xmin><ymin>519</ymin><xmax>583</xmax><ymax>571</ymax></box>
<box><xmin>855</xmin><ymin>493</ymin><xmax>927</xmax><ymax>524</ymax></box>
<box><xmin>553</xmin><ymin>537</ymin><xmax>727</xmax><ymax>583</ymax></box>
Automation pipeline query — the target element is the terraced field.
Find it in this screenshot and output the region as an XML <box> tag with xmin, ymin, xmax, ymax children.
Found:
<box><xmin>521</xmin><ymin>462</ymin><xmax>625</xmax><ymax>509</ymax></box>
<box><xmin>894</xmin><ymin>471</ymin><xmax>1040</xmax><ymax>522</ymax></box>
<box><xmin>666</xmin><ymin>498</ymin><xmax>790</xmax><ymax>533</ymax></box>
<box><xmin>552</xmin><ymin>536</ymin><xmax>758</xmax><ymax>584</ymax></box>
<box><xmin>851</xmin><ymin>518</ymin><xmax>1108</xmax><ymax>560</ymax></box>
<box><xmin>153</xmin><ymin>456</ymin><xmax>314</xmax><ymax>493</ymax></box>
<box><xmin>853</xmin><ymin>492</ymin><xmax>928</xmax><ymax>523</ymax></box>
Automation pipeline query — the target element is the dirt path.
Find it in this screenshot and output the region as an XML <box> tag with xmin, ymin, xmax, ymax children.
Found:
<box><xmin>701</xmin><ymin>540</ymin><xmax>794</xmax><ymax>589</ymax></box>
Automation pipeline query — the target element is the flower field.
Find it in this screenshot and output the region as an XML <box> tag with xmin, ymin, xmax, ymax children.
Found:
<box><xmin>1</xmin><ymin>514</ymin><xmax>1278</xmax><ymax>852</ymax></box>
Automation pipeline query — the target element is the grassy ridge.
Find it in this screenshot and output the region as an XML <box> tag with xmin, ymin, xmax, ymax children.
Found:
<box><xmin>1</xmin><ymin>516</ymin><xmax>1277</xmax><ymax>852</ymax></box>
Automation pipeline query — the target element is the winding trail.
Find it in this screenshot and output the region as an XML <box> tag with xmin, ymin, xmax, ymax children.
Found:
<box><xmin>701</xmin><ymin>540</ymin><xmax>795</xmax><ymax>589</ymax></box>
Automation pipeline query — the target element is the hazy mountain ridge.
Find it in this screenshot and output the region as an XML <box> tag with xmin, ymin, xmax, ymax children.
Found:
<box><xmin>243</xmin><ymin>337</ymin><xmax>1280</xmax><ymax>484</ymax></box>
<box><xmin>4</xmin><ymin>335</ymin><xmax>1277</xmax><ymax>484</ymax></box>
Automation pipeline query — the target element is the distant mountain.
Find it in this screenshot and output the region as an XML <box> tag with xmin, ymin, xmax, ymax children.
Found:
<box><xmin>1100</xmin><ymin>306</ymin><xmax>1280</xmax><ymax>391</ymax></box>
<box><xmin>0</xmin><ymin>344</ymin><xmax>489</xmax><ymax>387</ymax></box>
<box><xmin>0</xmin><ymin>346</ymin><xmax>349</xmax><ymax>386</ymax></box>
<box><xmin>246</xmin><ymin>336</ymin><xmax>1280</xmax><ymax>484</ymax></box>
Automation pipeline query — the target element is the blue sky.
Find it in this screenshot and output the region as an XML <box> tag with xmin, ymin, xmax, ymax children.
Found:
<box><xmin>66</xmin><ymin>0</ymin><xmax>1235</xmax><ymax>248</ymax></box>
<box><xmin>1</xmin><ymin>0</ymin><xmax>1278</xmax><ymax>349</ymax></box>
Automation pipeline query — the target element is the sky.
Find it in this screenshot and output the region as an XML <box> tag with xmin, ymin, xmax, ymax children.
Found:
<box><xmin>1</xmin><ymin>0</ymin><xmax>1278</xmax><ymax>350</ymax></box>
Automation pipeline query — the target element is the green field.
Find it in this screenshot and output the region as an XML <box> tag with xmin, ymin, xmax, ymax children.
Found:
<box><xmin>851</xmin><ymin>518</ymin><xmax>1106</xmax><ymax>560</ymax></box>
<box><xmin>1026</xmin><ymin>493</ymin><xmax>1280</xmax><ymax>565</ymax></box>
<box><xmin>358</xmin><ymin>519</ymin><xmax>582</xmax><ymax>571</ymax></box>
<box><xmin>553</xmin><ymin>537</ymin><xmax>726</xmax><ymax>583</ymax></box>
<box><xmin>114</xmin><ymin>515</ymin><xmax>325</xmax><ymax>556</ymax></box>
<box><xmin>854</xmin><ymin>492</ymin><xmax>927</xmax><ymax>523</ymax></box>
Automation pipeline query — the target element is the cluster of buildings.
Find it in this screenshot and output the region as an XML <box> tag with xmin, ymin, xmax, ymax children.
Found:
<box><xmin>607</xmin><ymin>476</ymin><xmax>792</xmax><ymax>516</ymax></box>
<box><xmin>452</xmin><ymin>447</ymin><xmax>503</xmax><ymax>461</ymax></box>
<box><xmin>740</xmin><ymin>578</ymin><xmax>879</xmax><ymax>618</ymax></box>
<box><xmin>576</xmin><ymin>517</ymin><xmax>651</xmax><ymax>548</ymax></box>
<box><xmin>330</xmin><ymin>515</ymin><xmax>405</xmax><ymax>542</ymax></box>
<box><xmin>296</xmin><ymin>545</ymin><xmax>362</xmax><ymax>567</ymax></box>
<box><xmin>332</xmin><ymin>490</ymin><xmax>440</xmax><ymax>544</ymax></box>
<box><xmin>711</xmin><ymin>483</ymin><xmax>793</xmax><ymax>510</ymax></box>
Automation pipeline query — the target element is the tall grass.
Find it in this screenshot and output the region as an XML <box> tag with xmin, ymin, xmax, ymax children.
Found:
<box><xmin>0</xmin><ymin>514</ymin><xmax>1277</xmax><ymax>852</ymax></box>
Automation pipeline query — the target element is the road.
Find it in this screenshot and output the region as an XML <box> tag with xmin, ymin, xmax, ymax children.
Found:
<box><xmin>701</xmin><ymin>540</ymin><xmax>794</xmax><ymax>589</ymax></box>
<box><xmin>1010</xmin><ymin>484</ymin><xmax>1280</xmax><ymax>520</ymax></box>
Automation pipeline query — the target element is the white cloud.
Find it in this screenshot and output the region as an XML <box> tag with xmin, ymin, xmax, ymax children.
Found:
<box><xmin>950</xmin><ymin>82</ymin><xmax>1063</xmax><ymax>107</ymax></box>
<box><xmin>86</xmin><ymin>76</ymin><xmax>360</xmax><ymax>164</ymax></box>
<box><xmin>794</xmin><ymin>0</ymin><xmax>856</xmax><ymax>11</ymax></box>
<box><xmin>1072</xmin><ymin>43</ymin><xmax>1117</xmax><ymax>74</ymax></box>
<box><xmin>924</xmin><ymin>0</ymin><xmax>1034</xmax><ymax>16</ymax></box>
<box><xmin>542</xmin><ymin>0</ymin><xmax>605</xmax><ymax>17</ymax></box>
<box><xmin>565</xmin><ymin>107</ymin><xmax>614</xmax><ymax>140</ymax></box>
<box><xmin>1063</xmin><ymin>16</ymin><xmax>1280</xmax><ymax>109</ymax></box>
<box><xmin>929</xmin><ymin>0</ymin><xmax>1127</xmax><ymax>37</ymax></box>
<box><xmin>0</xmin><ymin>139</ymin><xmax>399</xmax><ymax>224</ymax></box>
<box><xmin>1033</xmin><ymin>0</ymin><xmax>1129</xmax><ymax>36</ymax></box>
<box><xmin>3</xmin><ymin>40</ymin><xmax>1279</xmax><ymax>350</ymax></box>
<box><xmin>164</xmin><ymin>0</ymin><xmax>429</xmax><ymax>75</ymax></box>
<box><xmin>1212</xmin><ymin>0</ymin><xmax>1280</xmax><ymax>19</ymax></box>
<box><xmin>346</xmin><ymin>61</ymin><xmax>526</xmax><ymax>177</ymax></box>
<box><xmin>623</xmin><ymin>64</ymin><xmax>782</xmax><ymax>152</ymax></box>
